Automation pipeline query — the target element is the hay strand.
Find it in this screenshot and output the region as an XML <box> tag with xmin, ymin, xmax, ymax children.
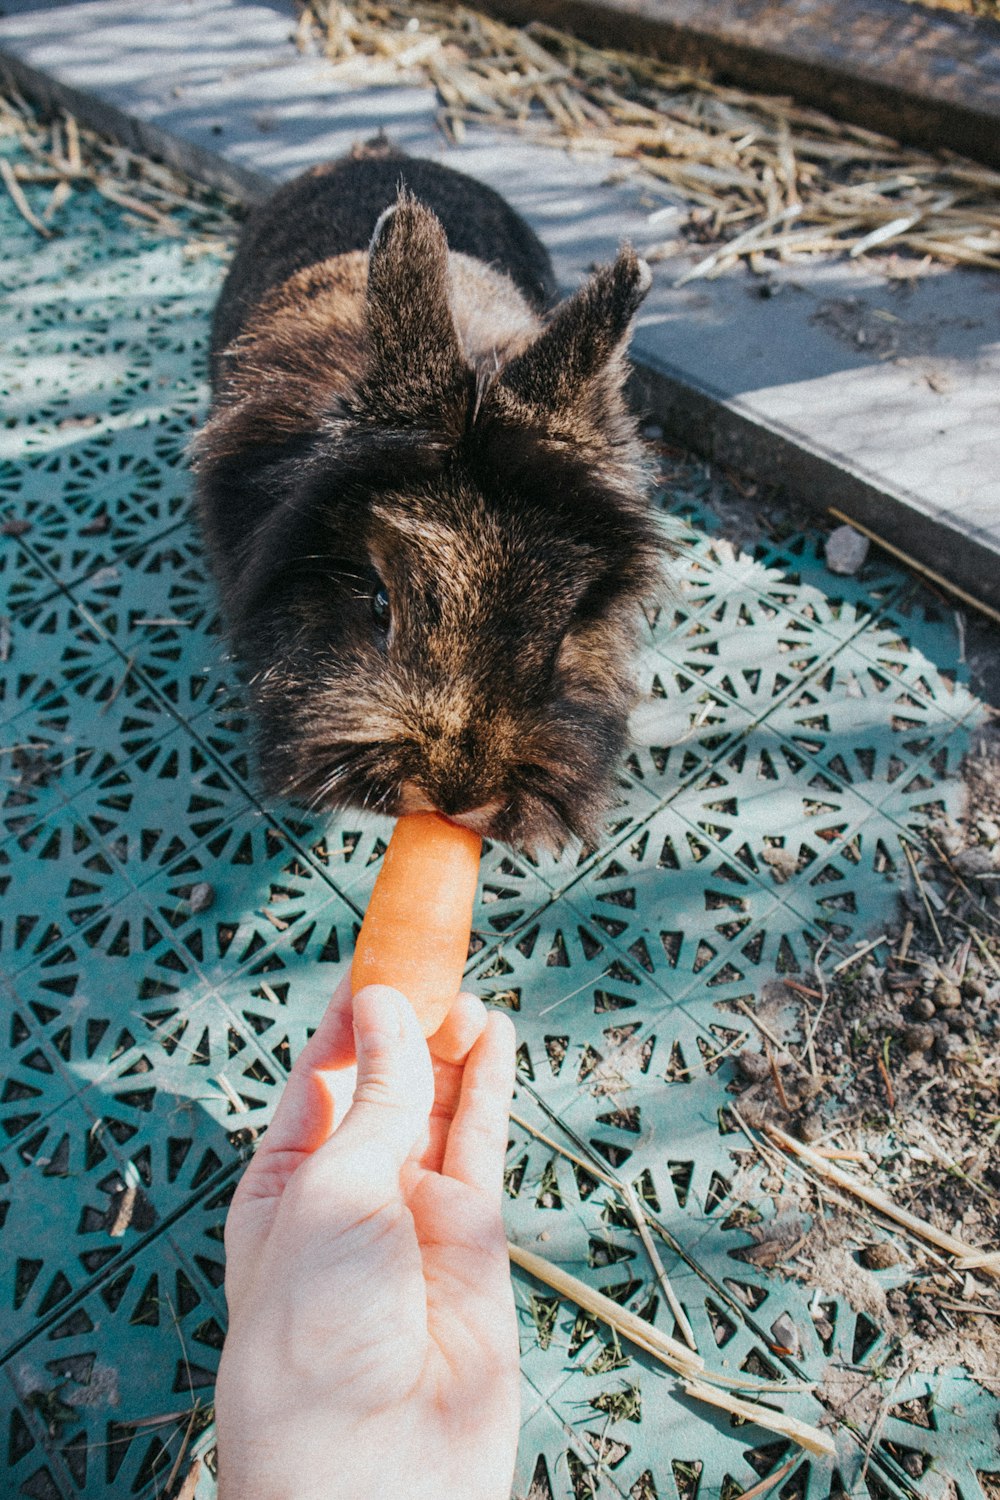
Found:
<box><xmin>768</xmin><ymin>1125</ymin><xmax>1000</xmax><ymax>1277</ymax></box>
<box><xmin>509</xmin><ymin>1241</ymin><xmax>835</xmax><ymax>1457</ymax></box>
<box><xmin>300</xmin><ymin>0</ymin><xmax>1000</xmax><ymax>278</ymax></box>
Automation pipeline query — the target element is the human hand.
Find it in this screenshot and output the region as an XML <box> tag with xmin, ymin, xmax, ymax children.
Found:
<box><xmin>215</xmin><ymin>974</ymin><xmax>520</xmax><ymax>1500</ymax></box>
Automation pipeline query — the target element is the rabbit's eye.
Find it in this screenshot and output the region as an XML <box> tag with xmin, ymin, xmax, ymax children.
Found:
<box><xmin>371</xmin><ymin>584</ymin><xmax>391</xmax><ymax>632</ymax></box>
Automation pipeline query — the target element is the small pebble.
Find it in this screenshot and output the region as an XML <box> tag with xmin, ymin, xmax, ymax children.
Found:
<box><xmin>769</xmin><ymin>1312</ymin><xmax>801</xmax><ymax>1356</ymax></box>
<box><xmin>953</xmin><ymin>846</ymin><xmax>996</xmax><ymax>878</ymax></box>
<box><xmin>812</xmin><ymin>1314</ymin><xmax>834</xmax><ymax>1344</ymax></box>
<box><xmin>188</xmin><ymin>881</ymin><xmax>215</xmax><ymax>914</ymax></box>
<box><xmin>736</xmin><ymin>1050</ymin><xmax>770</xmax><ymax>1083</ymax></box>
<box><xmin>825</xmin><ymin>524</ymin><xmax>870</xmax><ymax>576</ymax></box>
<box><xmin>935</xmin><ymin>1033</ymin><xmax>965</xmax><ymax>1062</ymax></box>
<box><xmin>933</xmin><ymin>979</ymin><xmax>962</xmax><ymax>1011</ymax></box>
<box><xmin>962</xmin><ymin>975</ymin><xmax>988</xmax><ymax>1002</ymax></box>
<box><xmin>910</xmin><ymin>995</ymin><xmax>936</xmax><ymax>1020</ymax></box>
<box><xmin>859</xmin><ymin>1241</ymin><xmax>903</xmax><ymax>1270</ymax></box>
<box><xmin>798</xmin><ymin>1111</ymin><xmax>824</xmax><ymax>1143</ymax></box>
<box><xmin>901</xmin><ymin>1023</ymin><xmax>935</xmax><ymax>1053</ymax></box>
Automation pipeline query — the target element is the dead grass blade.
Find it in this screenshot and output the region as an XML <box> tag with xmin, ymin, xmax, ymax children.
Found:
<box><xmin>510</xmin><ymin>1241</ymin><xmax>835</xmax><ymax>1457</ymax></box>
<box><xmin>768</xmin><ymin>1124</ymin><xmax>1000</xmax><ymax>1277</ymax></box>
<box><xmin>0</xmin><ymin>94</ymin><xmax>239</xmax><ymax>242</ymax></box>
<box><xmin>300</xmin><ymin>0</ymin><xmax>1000</xmax><ymax>278</ymax></box>
<box><xmin>509</xmin><ymin>1108</ymin><xmax>697</xmax><ymax>1349</ymax></box>
<box><xmin>0</xmin><ymin>155</ymin><xmax>51</xmax><ymax>236</ymax></box>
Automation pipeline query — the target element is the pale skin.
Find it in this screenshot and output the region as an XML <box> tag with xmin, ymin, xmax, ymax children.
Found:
<box><xmin>216</xmin><ymin>974</ymin><xmax>521</xmax><ymax>1500</ymax></box>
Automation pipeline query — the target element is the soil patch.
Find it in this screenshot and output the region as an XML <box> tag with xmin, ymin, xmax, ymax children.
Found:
<box><xmin>727</xmin><ymin>715</ymin><xmax>1000</xmax><ymax>1399</ymax></box>
<box><xmin>650</xmin><ymin>438</ymin><xmax>1000</xmax><ymax>1412</ymax></box>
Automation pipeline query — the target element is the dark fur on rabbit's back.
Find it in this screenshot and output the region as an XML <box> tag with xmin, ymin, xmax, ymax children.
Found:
<box><xmin>209</xmin><ymin>146</ymin><xmax>558</xmax><ymax>366</ymax></box>
<box><xmin>193</xmin><ymin>141</ymin><xmax>666</xmax><ymax>851</ymax></box>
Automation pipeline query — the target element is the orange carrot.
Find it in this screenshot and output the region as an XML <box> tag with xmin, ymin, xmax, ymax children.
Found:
<box><xmin>351</xmin><ymin>811</ymin><xmax>482</xmax><ymax>1037</ymax></box>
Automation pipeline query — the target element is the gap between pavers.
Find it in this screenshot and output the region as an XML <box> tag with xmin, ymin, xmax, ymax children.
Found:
<box><xmin>1</xmin><ymin>0</ymin><xmax>998</xmax><ymax>608</ymax></box>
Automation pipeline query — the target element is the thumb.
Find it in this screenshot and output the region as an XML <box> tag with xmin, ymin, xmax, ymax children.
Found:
<box><xmin>330</xmin><ymin>985</ymin><xmax>434</xmax><ymax>1175</ymax></box>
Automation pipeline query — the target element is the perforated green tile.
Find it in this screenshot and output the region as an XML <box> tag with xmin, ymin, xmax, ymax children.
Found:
<box><xmin>1</xmin><ymin>126</ymin><xmax>997</xmax><ymax>1500</ymax></box>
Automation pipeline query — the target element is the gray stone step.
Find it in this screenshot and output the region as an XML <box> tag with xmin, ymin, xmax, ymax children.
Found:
<box><xmin>480</xmin><ymin>0</ymin><xmax>1000</xmax><ymax>171</ymax></box>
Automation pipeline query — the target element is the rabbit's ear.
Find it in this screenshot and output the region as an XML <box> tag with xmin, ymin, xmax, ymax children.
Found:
<box><xmin>359</xmin><ymin>190</ymin><xmax>469</xmax><ymax>429</ymax></box>
<box><xmin>493</xmin><ymin>246</ymin><xmax>650</xmax><ymax>420</ymax></box>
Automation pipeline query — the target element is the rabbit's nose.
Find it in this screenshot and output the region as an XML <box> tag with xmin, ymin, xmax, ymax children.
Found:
<box><xmin>436</xmin><ymin>783</ymin><xmax>481</xmax><ymax>818</ymax></box>
<box><xmin>432</xmin><ymin>761</ymin><xmax>491</xmax><ymax>819</ymax></box>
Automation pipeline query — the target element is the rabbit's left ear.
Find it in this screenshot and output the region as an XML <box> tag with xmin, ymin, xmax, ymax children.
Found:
<box><xmin>359</xmin><ymin>190</ymin><xmax>470</xmax><ymax>431</ymax></box>
<box><xmin>489</xmin><ymin>246</ymin><xmax>650</xmax><ymax>424</ymax></box>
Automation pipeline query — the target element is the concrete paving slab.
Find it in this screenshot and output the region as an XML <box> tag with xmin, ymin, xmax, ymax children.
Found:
<box><xmin>1</xmin><ymin>0</ymin><xmax>997</xmax><ymax>610</ymax></box>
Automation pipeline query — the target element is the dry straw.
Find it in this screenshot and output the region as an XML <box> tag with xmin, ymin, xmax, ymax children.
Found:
<box><xmin>768</xmin><ymin>1125</ymin><xmax>1000</xmax><ymax>1277</ymax></box>
<box><xmin>0</xmin><ymin>84</ymin><xmax>237</xmax><ymax>241</ymax></box>
<box><xmin>301</xmin><ymin>0</ymin><xmax>1000</xmax><ymax>278</ymax></box>
<box><xmin>509</xmin><ymin>1241</ymin><xmax>837</xmax><ymax>1457</ymax></box>
<box><xmin>506</xmin><ymin>1109</ymin><xmax>836</xmax><ymax>1457</ymax></box>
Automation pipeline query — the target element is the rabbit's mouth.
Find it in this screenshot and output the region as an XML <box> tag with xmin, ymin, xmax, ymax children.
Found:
<box><xmin>391</xmin><ymin>737</ymin><xmax>613</xmax><ymax>850</ymax></box>
<box><xmin>444</xmin><ymin>799</ymin><xmax>509</xmax><ymax>836</ymax></box>
<box><xmin>398</xmin><ymin>779</ymin><xmax>508</xmax><ymax>838</ymax></box>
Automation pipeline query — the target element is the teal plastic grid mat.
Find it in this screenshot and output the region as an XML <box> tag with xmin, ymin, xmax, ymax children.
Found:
<box><xmin>1</xmin><ymin>129</ymin><xmax>998</xmax><ymax>1500</ymax></box>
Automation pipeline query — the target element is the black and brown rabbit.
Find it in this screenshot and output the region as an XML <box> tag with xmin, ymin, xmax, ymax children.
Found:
<box><xmin>193</xmin><ymin>141</ymin><xmax>665</xmax><ymax>852</ymax></box>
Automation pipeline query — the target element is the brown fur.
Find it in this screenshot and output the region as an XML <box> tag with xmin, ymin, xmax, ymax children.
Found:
<box><xmin>193</xmin><ymin>155</ymin><xmax>668</xmax><ymax>851</ymax></box>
